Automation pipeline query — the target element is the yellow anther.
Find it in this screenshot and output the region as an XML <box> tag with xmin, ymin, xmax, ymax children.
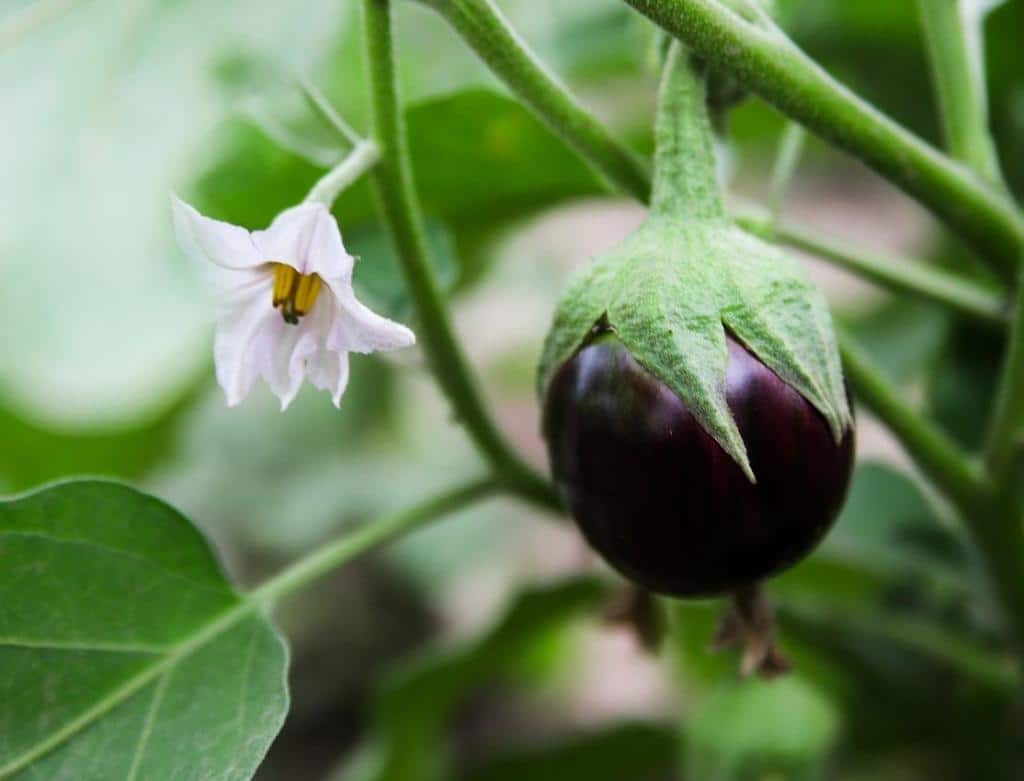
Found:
<box><xmin>270</xmin><ymin>262</ymin><xmax>323</xmax><ymax>325</ymax></box>
<box><xmin>271</xmin><ymin>263</ymin><xmax>297</xmax><ymax>307</ymax></box>
<box><xmin>293</xmin><ymin>273</ymin><xmax>322</xmax><ymax>317</ymax></box>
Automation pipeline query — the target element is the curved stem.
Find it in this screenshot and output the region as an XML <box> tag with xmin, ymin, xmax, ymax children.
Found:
<box><xmin>841</xmin><ymin>332</ymin><xmax>1024</xmax><ymax>650</ymax></box>
<box><xmin>839</xmin><ymin>332</ymin><xmax>990</xmax><ymax>514</ymax></box>
<box><xmin>305</xmin><ymin>139</ymin><xmax>380</xmax><ymax>205</ymax></box>
<box><xmin>420</xmin><ymin>0</ymin><xmax>650</xmax><ymax>202</ymax></box>
<box><xmin>253</xmin><ymin>476</ymin><xmax>497</xmax><ymax>605</ymax></box>
<box><xmin>361</xmin><ymin>0</ymin><xmax>560</xmax><ymax>513</ymax></box>
<box><xmin>915</xmin><ymin>0</ymin><xmax>1005</xmax><ymax>187</ymax></box>
<box><xmin>737</xmin><ymin>208</ymin><xmax>1009</xmax><ymax>329</ymax></box>
<box><xmin>620</xmin><ymin>0</ymin><xmax>1024</xmax><ymax>283</ymax></box>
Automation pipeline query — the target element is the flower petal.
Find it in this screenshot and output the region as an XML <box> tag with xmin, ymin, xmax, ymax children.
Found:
<box><xmin>307</xmin><ymin>347</ymin><xmax>351</xmax><ymax>407</ymax></box>
<box><xmin>266</xmin><ymin>307</ymin><xmax>324</xmax><ymax>411</ymax></box>
<box><xmin>172</xmin><ymin>195</ymin><xmax>264</xmax><ymax>270</ymax></box>
<box><xmin>328</xmin><ymin>288</ymin><xmax>416</xmax><ymax>354</ymax></box>
<box><xmin>251</xmin><ymin>202</ymin><xmax>354</xmax><ymax>281</ymax></box>
<box><xmin>213</xmin><ymin>279</ymin><xmax>276</xmax><ymax>406</ymax></box>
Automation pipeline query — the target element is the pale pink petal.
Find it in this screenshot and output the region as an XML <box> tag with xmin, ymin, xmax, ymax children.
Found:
<box><xmin>326</xmin><ymin>287</ymin><xmax>416</xmax><ymax>354</ymax></box>
<box><xmin>307</xmin><ymin>347</ymin><xmax>351</xmax><ymax>407</ymax></box>
<box><xmin>172</xmin><ymin>196</ymin><xmax>264</xmax><ymax>270</ymax></box>
<box><xmin>251</xmin><ymin>202</ymin><xmax>355</xmax><ymax>280</ymax></box>
<box><xmin>213</xmin><ymin>281</ymin><xmax>276</xmax><ymax>406</ymax></box>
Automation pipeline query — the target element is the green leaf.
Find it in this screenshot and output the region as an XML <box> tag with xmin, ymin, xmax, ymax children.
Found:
<box><xmin>683</xmin><ymin>676</ymin><xmax>840</xmax><ymax>781</ymax></box>
<box><xmin>333</xmin><ymin>577</ymin><xmax>608</xmax><ymax>781</ymax></box>
<box><xmin>0</xmin><ymin>481</ymin><xmax>288</xmax><ymax>779</ymax></box>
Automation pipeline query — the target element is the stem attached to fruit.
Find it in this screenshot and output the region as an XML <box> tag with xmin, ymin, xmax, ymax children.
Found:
<box><xmin>649</xmin><ymin>42</ymin><xmax>725</xmax><ymax>222</ymax></box>
<box><xmin>418</xmin><ymin>0</ymin><xmax>651</xmax><ymax>202</ymax></box>
<box><xmin>361</xmin><ymin>0</ymin><xmax>560</xmax><ymax>512</ymax></box>
<box><xmin>620</xmin><ymin>0</ymin><xmax>1024</xmax><ymax>283</ymax></box>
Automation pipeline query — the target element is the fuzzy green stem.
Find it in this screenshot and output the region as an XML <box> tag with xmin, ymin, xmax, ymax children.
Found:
<box><xmin>361</xmin><ymin>0</ymin><xmax>560</xmax><ymax>513</ymax></box>
<box><xmin>839</xmin><ymin>333</ymin><xmax>990</xmax><ymax>514</ymax></box>
<box><xmin>420</xmin><ymin>0</ymin><xmax>650</xmax><ymax>202</ymax></box>
<box><xmin>253</xmin><ymin>477</ymin><xmax>497</xmax><ymax>604</ymax></box>
<box><xmin>737</xmin><ymin>208</ymin><xmax>1008</xmax><ymax>329</ymax></box>
<box><xmin>841</xmin><ymin>333</ymin><xmax>1024</xmax><ymax>650</ymax></box>
<box><xmin>915</xmin><ymin>0</ymin><xmax>1005</xmax><ymax>187</ymax></box>
<box><xmin>620</xmin><ymin>0</ymin><xmax>1024</xmax><ymax>283</ymax></box>
<box><xmin>650</xmin><ymin>41</ymin><xmax>724</xmax><ymax>221</ymax></box>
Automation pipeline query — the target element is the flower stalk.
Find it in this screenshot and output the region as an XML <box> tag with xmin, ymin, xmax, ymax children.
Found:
<box><xmin>305</xmin><ymin>139</ymin><xmax>380</xmax><ymax>206</ymax></box>
<box><xmin>361</xmin><ymin>0</ymin><xmax>560</xmax><ymax>512</ymax></box>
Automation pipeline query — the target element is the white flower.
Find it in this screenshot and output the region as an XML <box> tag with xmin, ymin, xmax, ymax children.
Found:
<box><xmin>172</xmin><ymin>197</ymin><xmax>415</xmax><ymax>410</ymax></box>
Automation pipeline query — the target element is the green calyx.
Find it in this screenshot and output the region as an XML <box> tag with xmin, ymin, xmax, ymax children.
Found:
<box><xmin>537</xmin><ymin>42</ymin><xmax>851</xmax><ymax>482</ymax></box>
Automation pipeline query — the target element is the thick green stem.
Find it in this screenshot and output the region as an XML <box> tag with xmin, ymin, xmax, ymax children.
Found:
<box><xmin>915</xmin><ymin>0</ymin><xmax>1005</xmax><ymax>187</ymax></box>
<box><xmin>253</xmin><ymin>477</ymin><xmax>496</xmax><ymax>605</ymax></box>
<box><xmin>987</xmin><ymin>273</ymin><xmax>1024</xmax><ymax>480</ymax></box>
<box><xmin>737</xmin><ymin>208</ymin><xmax>1008</xmax><ymax>330</ymax></box>
<box><xmin>839</xmin><ymin>333</ymin><xmax>990</xmax><ymax>514</ymax></box>
<box><xmin>421</xmin><ymin>0</ymin><xmax>650</xmax><ymax>202</ymax></box>
<box><xmin>361</xmin><ymin>0</ymin><xmax>560</xmax><ymax>513</ymax></box>
<box><xmin>650</xmin><ymin>42</ymin><xmax>724</xmax><ymax>221</ymax></box>
<box><xmin>841</xmin><ymin>333</ymin><xmax>1024</xmax><ymax>649</ymax></box>
<box><xmin>621</xmin><ymin>0</ymin><xmax>1024</xmax><ymax>283</ymax></box>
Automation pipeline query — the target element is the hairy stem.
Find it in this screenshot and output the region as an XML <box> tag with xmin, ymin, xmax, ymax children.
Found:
<box><xmin>915</xmin><ymin>0</ymin><xmax>1005</xmax><ymax>187</ymax></box>
<box><xmin>421</xmin><ymin>0</ymin><xmax>650</xmax><ymax>202</ymax></box>
<box><xmin>254</xmin><ymin>477</ymin><xmax>497</xmax><ymax>604</ymax></box>
<box><xmin>650</xmin><ymin>41</ymin><xmax>724</xmax><ymax>221</ymax></box>
<box><xmin>839</xmin><ymin>333</ymin><xmax>990</xmax><ymax>513</ymax></box>
<box><xmin>737</xmin><ymin>208</ymin><xmax>1008</xmax><ymax>329</ymax></box>
<box><xmin>620</xmin><ymin>0</ymin><xmax>1024</xmax><ymax>283</ymax></box>
<box><xmin>361</xmin><ymin>0</ymin><xmax>560</xmax><ymax>512</ymax></box>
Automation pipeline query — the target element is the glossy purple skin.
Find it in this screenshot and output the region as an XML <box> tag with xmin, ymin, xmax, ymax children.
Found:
<box><xmin>543</xmin><ymin>333</ymin><xmax>854</xmax><ymax>597</ymax></box>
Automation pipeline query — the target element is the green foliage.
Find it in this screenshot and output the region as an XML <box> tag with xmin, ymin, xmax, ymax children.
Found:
<box><xmin>334</xmin><ymin>577</ymin><xmax>609</xmax><ymax>781</ymax></box>
<box><xmin>0</xmin><ymin>481</ymin><xmax>287</xmax><ymax>779</ymax></box>
<box><xmin>684</xmin><ymin>676</ymin><xmax>839</xmax><ymax>781</ymax></box>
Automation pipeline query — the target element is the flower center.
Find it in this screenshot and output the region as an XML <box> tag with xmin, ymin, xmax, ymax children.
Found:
<box><xmin>271</xmin><ymin>263</ymin><xmax>322</xmax><ymax>325</ymax></box>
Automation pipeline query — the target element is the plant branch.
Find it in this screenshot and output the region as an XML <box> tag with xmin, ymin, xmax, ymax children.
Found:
<box><xmin>915</xmin><ymin>0</ymin><xmax>1005</xmax><ymax>187</ymax></box>
<box><xmin>838</xmin><ymin>332</ymin><xmax>989</xmax><ymax>514</ymax></box>
<box><xmin>620</xmin><ymin>0</ymin><xmax>1024</xmax><ymax>283</ymax></box>
<box><xmin>420</xmin><ymin>0</ymin><xmax>650</xmax><ymax>202</ymax></box>
<box><xmin>737</xmin><ymin>207</ymin><xmax>1008</xmax><ymax>329</ymax></box>
<box><xmin>305</xmin><ymin>139</ymin><xmax>380</xmax><ymax>205</ymax></box>
<box><xmin>986</xmin><ymin>273</ymin><xmax>1024</xmax><ymax>480</ymax></box>
<box><xmin>253</xmin><ymin>476</ymin><xmax>497</xmax><ymax>605</ymax></box>
<box><xmin>841</xmin><ymin>332</ymin><xmax>1024</xmax><ymax>649</ymax></box>
<box><xmin>361</xmin><ymin>0</ymin><xmax>560</xmax><ymax>513</ymax></box>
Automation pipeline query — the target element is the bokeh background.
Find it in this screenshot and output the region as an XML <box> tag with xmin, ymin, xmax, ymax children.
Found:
<box><xmin>3</xmin><ymin>0</ymin><xmax>1024</xmax><ymax>778</ymax></box>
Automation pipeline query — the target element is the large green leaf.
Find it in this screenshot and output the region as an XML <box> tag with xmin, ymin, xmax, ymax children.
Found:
<box><xmin>0</xmin><ymin>481</ymin><xmax>288</xmax><ymax>779</ymax></box>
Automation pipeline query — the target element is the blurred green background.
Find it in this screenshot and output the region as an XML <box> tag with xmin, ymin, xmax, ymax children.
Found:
<box><xmin>3</xmin><ymin>0</ymin><xmax>1023</xmax><ymax>778</ymax></box>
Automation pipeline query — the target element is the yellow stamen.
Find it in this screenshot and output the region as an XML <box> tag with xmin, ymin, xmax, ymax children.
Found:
<box><xmin>293</xmin><ymin>273</ymin><xmax>322</xmax><ymax>317</ymax></box>
<box><xmin>270</xmin><ymin>262</ymin><xmax>323</xmax><ymax>325</ymax></box>
<box><xmin>271</xmin><ymin>263</ymin><xmax>297</xmax><ymax>307</ymax></box>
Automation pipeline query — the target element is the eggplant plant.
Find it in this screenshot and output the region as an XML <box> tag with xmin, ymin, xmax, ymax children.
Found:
<box><xmin>2</xmin><ymin>0</ymin><xmax>1023</xmax><ymax>778</ymax></box>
